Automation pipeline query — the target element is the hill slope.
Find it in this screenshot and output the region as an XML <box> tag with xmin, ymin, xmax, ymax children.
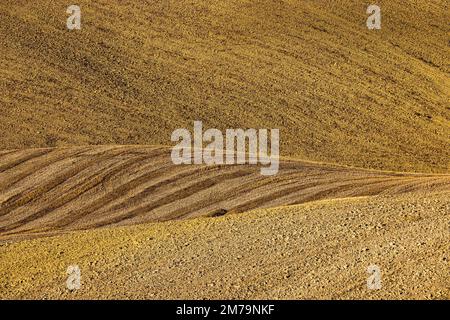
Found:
<box><xmin>1</xmin><ymin>191</ymin><xmax>448</xmax><ymax>299</ymax></box>
<box><xmin>0</xmin><ymin>0</ymin><xmax>449</xmax><ymax>172</ymax></box>
<box><xmin>0</xmin><ymin>146</ymin><xmax>449</xmax><ymax>242</ymax></box>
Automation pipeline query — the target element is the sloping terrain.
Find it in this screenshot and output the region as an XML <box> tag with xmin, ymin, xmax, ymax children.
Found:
<box><xmin>1</xmin><ymin>191</ymin><xmax>448</xmax><ymax>299</ymax></box>
<box><xmin>0</xmin><ymin>146</ymin><xmax>449</xmax><ymax>242</ymax></box>
<box><xmin>0</xmin><ymin>0</ymin><xmax>449</xmax><ymax>172</ymax></box>
<box><xmin>0</xmin><ymin>0</ymin><xmax>449</xmax><ymax>300</ymax></box>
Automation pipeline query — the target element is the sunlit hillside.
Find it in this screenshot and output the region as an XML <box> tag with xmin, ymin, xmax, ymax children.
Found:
<box><xmin>0</xmin><ymin>0</ymin><xmax>448</xmax><ymax>172</ymax></box>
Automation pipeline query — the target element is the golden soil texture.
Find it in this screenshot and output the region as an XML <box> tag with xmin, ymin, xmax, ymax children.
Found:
<box><xmin>0</xmin><ymin>146</ymin><xmax>449</xmax><ymax>243</ymax></box>
<box><xmin>0</xmin><ymin>0</ymin><xmax>449</xmax><ymax>172</ymax></box>
<box><xmin>0</xmin><ymin>191</ymin><xmax>448</xmax><ymax>299</ymax></box>
<box><xmin>0</xmin><ymin>0</ymin><xmax>449</xmax><ymax>300</ymax></box>
<box><xmin>0</xmin><ymin>147</ymin><xmax>449</xmax><ymax>299</ymax></box>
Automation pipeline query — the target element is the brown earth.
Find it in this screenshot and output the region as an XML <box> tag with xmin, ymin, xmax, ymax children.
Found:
<box><xmin>0</xmin><ymin>146</ymin><xmax>448</xmax><ymax>243</ymax></box>
<box><xmin>0</xmin><ymin>190</ymin><xmax>448</xmax><ymax>299</ymax></box>
<box><xmin>0</xmin><ymin>146</ymin><xmax>449</xmax><ymax>299</ymax></box>
<box><xmin>0</xmin><ymin>0</ymin><xmax>449</xmax><ymax>300</ymax></box>
<box><xmin>0</xmin><ymin>0</ymin><xmax>449</xmax><ymax>172</ymax></box>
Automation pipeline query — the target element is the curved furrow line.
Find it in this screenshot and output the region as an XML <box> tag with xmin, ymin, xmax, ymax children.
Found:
<box><xmin>93</xmin><ymin>165</ymin><xmax>228</xmax><ymax>217</ymax></box>
<box><xmin>231</xmin><ymin>177</ymin><xmax>418</xmax><ymax>214</ymax></box>
<box><xmin>90</xmin><ymin>169</ymin><xmax>253</xmax><ymax>229</ymax></box>
<box><xmin>155</xmin><ymin>168</ymin><xmax>312</xmax><ymax>218</ymax></box>
<box><xmin>0</xmin><ymin>150</ymin><xmax>103</xmax><ymax>217</ymax></box>
<box><xmin>0</xmin><ymin>148</ymin><xmax>52</xmax><ymax>174</ymax></box>
<box><xmin>0</xmin><ymin>146</ymin><xmax>449</xmax><ymax>241</ymax></box>
<box><xmin>260</xmin><ymin>179</ymin><xmax>390</xmax><ymax>209</ymax></box>
<box><xmin>0</xmin><ymin>147</ymin><xmax>173</xmax><ymax>229</ymax></box>
<box><xmin>0</xmin><ymin>148</ymin><xmax>156</xmax><ymax>225</ymax></box>
<box><xmin>48</xmin><ymin>148</ymin><xmax>171</xmax><ymax>208</ymax></box>
<box><xmin>8</xmin><ymin>160</ymin><xmax>215</xmax><ymax>233</ymax></box>
<box><xmin>0</xmin><ymin>146</ymin><xmax>152</xmax><ymax>213</ymax></box>
<box><xmin>72</xmin><ymin>160</ymin><xmax>184</xmax><ymax>216</ymax></box>
<box><xmin>174</xmin><ymin>180</ymin><xmax>325</xmax><ymax>220</ymax></box>
<box><xmin>165</xmin><ymin>169</ymin><xmax>355</xmax><ymax>220</ymax></box>
<box><xmin>0</xmin><ymin>146</ymin><xmax>99</xmax><ymax>193</ymax></box>
<box><xmin>378</xmin><ymin>177</ymin><xmax>450</xmax><ymax>195</ymax></box>
<box><xmin>42</xmin><ymin>162</ymin><xmax>198</xmax><ymax>230</ymax></box>
<box><xmin>0</xmin><ymin>152</ymin><xmax>97</xmax><ymax>217</ymax></box>
<box><xmin>0</xmin><ymin>150</ymin><xmax>17</xmax><ymax>157</ymax></box>
<box><xmin>0</xmin><ymin>154</ymin><xmax>149</xmax><ymax>233</ymax></box>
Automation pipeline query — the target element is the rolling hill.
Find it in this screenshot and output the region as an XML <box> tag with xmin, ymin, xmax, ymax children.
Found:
<box><xmin>1</xmin><ymin>190</ymin><xmax>448</xmax><ymax>299</ymax></box>
<box><xmin>0</xmin><ymin>146</ymin><xmax>449</xmax><ymax>242</ymax></box>
<box><xmin>0</xmin><ymin>0</ymin><xmax>449</xmax><ymax>172</ymax></box>
<box><xmin>0</xmin><ymin>0</ymin><xmax>449</xmax><ymax>300</ymax></box>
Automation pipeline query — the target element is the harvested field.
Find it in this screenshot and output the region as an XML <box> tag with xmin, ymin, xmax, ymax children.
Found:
<box><xmin>1</xmin><ymin>146</ymin><xmax>448</xmax><ymax>243</ymax></box>
<box><xmin>0</xmin><ymin>0</ymin><xmax>448</xmax><ymax>300</ymax></box>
